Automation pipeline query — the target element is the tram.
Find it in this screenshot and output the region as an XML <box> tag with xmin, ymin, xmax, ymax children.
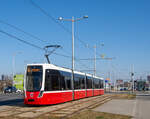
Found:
<box><xmin>24</xmin><ymin>63</ymin><xmax>104</xmax><ymax>105</ymax></box>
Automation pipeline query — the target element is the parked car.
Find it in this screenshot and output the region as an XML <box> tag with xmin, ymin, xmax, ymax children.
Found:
<box><xmin>4</xmin><ymin>86</ymin><xmax>17</xmax><ymax>93</ymax></box>
<box><xmin>16</xmin><ymin>89</ymin><xmax>22</xmax><ymax>93</ymax></box>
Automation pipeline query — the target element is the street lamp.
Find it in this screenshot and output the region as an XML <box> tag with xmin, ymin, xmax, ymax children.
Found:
<box><xmin>58</xmin><ymin>15</ymin><xmax>88</xmax><ymax>22</ymax></box>
<box><xmin>58</xmin><ymin>15</ymin><xmax>88</xmax><ymax>100</ymax></box>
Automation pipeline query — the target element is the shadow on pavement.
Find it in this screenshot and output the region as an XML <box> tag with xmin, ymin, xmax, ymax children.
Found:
<box><xmin>0</xmin><ymin>99</ymin><xmax>24</xmax><ymax>106</ymax></box>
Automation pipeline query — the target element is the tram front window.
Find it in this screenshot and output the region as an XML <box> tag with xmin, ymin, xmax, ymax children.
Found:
<box><xmin>26</xmin><ymin>66</ymin><xmax>43</xmax><ymax>92</ymax></box>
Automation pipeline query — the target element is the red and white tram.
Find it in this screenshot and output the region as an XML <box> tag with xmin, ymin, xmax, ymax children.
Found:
<box><xmin>24</xmin><ymin>63</ymin><xmax>104</xmax><ymax>105</ymax></box>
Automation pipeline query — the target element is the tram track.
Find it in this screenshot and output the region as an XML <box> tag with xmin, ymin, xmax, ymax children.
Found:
<box><xmin>43</xmin><ymin>94</ymin><xmax>112</xmax><ymax>119</ymax></box>
<box><xmin>0</xmin><ymin>94</ymin><xmax>112</xmax><ymax>119</ymax></box>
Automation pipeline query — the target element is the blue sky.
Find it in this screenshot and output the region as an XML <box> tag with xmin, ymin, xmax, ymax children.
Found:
<box><xmin>0</xmin><ymin>0</ymin><xmax>150</xmax><ymax>81</ymax></box>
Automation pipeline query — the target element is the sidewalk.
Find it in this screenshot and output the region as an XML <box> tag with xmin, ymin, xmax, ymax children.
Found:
<box><xmin>93</xmin><ymin>99</ymin><xmax>135</xmax><ymax>116</ymax></box>
<box><xmin>93</xmin><ymin>93</ymin><xmax>150</xmax><ymax>119</ymax></box>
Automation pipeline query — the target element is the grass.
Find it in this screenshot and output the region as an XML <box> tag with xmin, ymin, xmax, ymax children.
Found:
<box><xmin>65</xmin><ymin>110</ymin><xmax>132</xmax><ymax>119</ymax></box>
<box><xmin>38</xmin><ymin>110</ymin><xmax>132</xmax><ymax>119</ymax></box>
<box><xmin>112</xmin><ymin>93</ymin><xmax>136</xmax><ymax>100</ymax></box>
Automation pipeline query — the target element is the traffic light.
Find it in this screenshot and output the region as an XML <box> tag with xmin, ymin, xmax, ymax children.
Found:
<box><xmin>131</xmin><ymin>73</ymin><xmax>134</xmax><ymax>76</ymax></box>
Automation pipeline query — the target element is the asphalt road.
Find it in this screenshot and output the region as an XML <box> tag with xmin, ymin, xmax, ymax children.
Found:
<box><xmin>0</xmin><ymin>93</ymin><xmax>24</xmax><ymax>106</ymax></box>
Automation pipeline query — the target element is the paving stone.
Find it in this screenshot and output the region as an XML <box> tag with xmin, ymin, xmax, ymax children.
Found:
<box><xmin>17</xmin><ymin>111</ymin><xmax>43</xmax><ymax>118</ymax></box>
<box><xmin>0</xmin><ymin>111</ymin><xmax>20</xmax><ymax>117</ymax></box>
<box><xmin>0</xmin><ymin>106</ymin><xmax>13</xmax><ymax>112</ymax></box>
<box><xmin>35</xmin><ymin>106</ymin><xmax>58</xmax><ymax>113</ymax></box>
<box><xmin>15</xmin><ymin>107</ymin><xmax>38</xmax><ymax>112</ymax></box>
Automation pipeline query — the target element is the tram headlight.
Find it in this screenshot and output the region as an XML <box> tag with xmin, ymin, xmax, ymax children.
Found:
<box><xmin>38</xmin><ymin>90</ymin><xmax>44</xmax><ymax>98</ymax></box>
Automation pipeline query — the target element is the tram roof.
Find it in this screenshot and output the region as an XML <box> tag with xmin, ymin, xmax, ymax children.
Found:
<box><xmin>27</xmin><ymin>63</ymin><xmax>103</xmax><ymax>80</ymax></box>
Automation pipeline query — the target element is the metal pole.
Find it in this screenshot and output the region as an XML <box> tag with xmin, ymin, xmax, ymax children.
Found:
<box><xmin>132</xmin><ymin>65</ymin><xmax>134</xmax><ymax>93</ymax></box>
<box><xmin>108</xmin><ymin>71</ymin><xmax>111</xmax><ymax>92</ymax></box>
<box><xmin>131</xmin><ymin>74</ymin><xmax>134</xmax><ymax>93</ymax></box>
<box><xmin>58</xmin><ymin>16</ymin><xmax>88</xmax><ymax>100</ymax></box>
<box><xmin>72</xmin><ymin>16</ymin><xmax>74</xmax><ymax>100</ymax></box>
<box><xmin>12</xmin><ymin>53</ymin><xmax>16</xmax><ymax>86</ymax></box>
<box><xmin>109</xmin><ymin>61</ymin><xmax>112</xmax><ymax>92</ymax></box>
<box><xmin>94</xmin><ymin>45</ymin><xmax>96</xmax><ymax>76</ymax></box>
<box><xmin>12</xmin><ymin>52</ymin><xmax>22</xmax><ymax>86</ymax></box>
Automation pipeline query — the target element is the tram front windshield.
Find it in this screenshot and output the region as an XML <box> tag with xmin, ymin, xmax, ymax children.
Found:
<box><xmin>26</xmin><ymin>66</ymin><xmax>43</xmax><ymax>92</ymax></box>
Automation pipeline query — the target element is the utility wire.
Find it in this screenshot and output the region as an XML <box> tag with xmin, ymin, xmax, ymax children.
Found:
<box><xmin>53</xmin><ymin>52</ymin><xmax>71</xmax><ymax>58</ymax></box>
<box><xmin>30</xmin><ymin>0</ymin><xmax>106</xmax><ymax>63</ymax></box>
<box><xmin>77</xmin><ymin>58</ymin><xmax>115</xmax><ymax>60</ymax></box>
<box><xmin>30</xmin><ymin>0</ymin><xmax>90</xmax><ymax>48</ymax></box>
<box><xmin>0</xmin><ymin>28</ymin><xmax>90</xmax><ymax>66</ymax></box>
<box><xmin>29</xmin><ymin>0</ymin><xmax>96</xmax><ymax>69</ymax></box>
<box><xmin>60</xmin><ymin>47</ymin><xmax>91</xmax><ymax>69</ymax></box>
<box><xmin>0</xmin><ymin>29</ymin><xmax>92</xmax><ymax>72</ymax></box>
<box><xmin>75</xmin><ymin>59</ymin><xmax>91</xmax><ymax>69</ymax></box>
<box><xmin>0</xmin><ymin>29</ymin><xmax>43</xmax><ymax>50</ymax></box>
<box><xmin>0</xmin><ymin>20</ymin><xmax>47</xmax><ymax>43</ymax></box>
<box><xmin>0</xmin><ymin>29</ymin><xmax>73</xmax><ymax>59</ymax></box>
<box><xmin>0</xmin><ymin>20</ymin><xmax>75</xmax><ymax>60</ymax></box>
<box><xmin>30</xmin><ymin>0</ymin><xmax>71</xmax><ymax>34</ymax></box>
<box><xmin>0</xmin><ymin>0</ymin><xmax>94</xmax><ymax>70</ymax></box>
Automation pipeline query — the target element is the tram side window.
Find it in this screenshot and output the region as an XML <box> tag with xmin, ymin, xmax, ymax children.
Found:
<box><xmin>98</xmin><ymin>79</ymin><xmax>100</xmax><ymax>89</ymax></box>
<box><xmin>93</xmin><ymin>78</ymin><xmax>95</xmax><ymax>88</ymax></box>
<box><xmin>94</xmin><ymin>78</ymin><xmax>99</xmax><ymax>89</ymax></box>
<box><xmin>74</xmin><ymin>75</ymin><xmax>79</xmax><ymax>89</ymax></box>
<box><xmin>86</xmin><ymin>77</ymin><xmax>92</xmax><ymax>89</ymax></box>
<box><xmin>93</xmin><ymin>78</ymin><xmax>95</xmax><ymax>89</ymax></box>
<box><xmin>51</xmin><ymin>75</ymin><xmax>59</xmax><ymax>90</ymax></box>
<box><xmin>100</xmin><ymin>80</ymin><xmax>104</xmax><ymax>88</ymax></box>
<box><xmin>45</xmin><ymin>72</ymin><xmax>52</xmax><ymax>91</ymax></box>
<box><xmin>45</xmin><ymin>69</ymin><xmax>60</xmax><ymax>91</ymax></box>
<box><xmin>60</xmin><ymin>76</ymin><xmax>66</xmax><ymax>90</ymax></box>
<box><xmin>82</xmin><ymin>77</ymin><xmax>85</xmax><ymax>89</ymax></box>
<box><xmin>60</xmin><ymin>71</ymin><xmax>71</xmax><ymax>90</ymax></box>
<box><xmin>65</xmin><ymin>76</ymin><xmax>71</xmax><ymax>90</ymax></box>
<box><xmin>99</xmin><ymin>80</ymin><xmax>102</xmax><ymax>88</ymax></box>
<box><xmin>79</xmin><ymin>76</ymin><xmax>85</xmax><ymax>89</ymax></box>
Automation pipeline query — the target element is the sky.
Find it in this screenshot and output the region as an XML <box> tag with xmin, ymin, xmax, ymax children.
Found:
<box><xmin>0</xmin><ymin>0</ymin><xmax>150</xmax><ymax>82</ymax></box>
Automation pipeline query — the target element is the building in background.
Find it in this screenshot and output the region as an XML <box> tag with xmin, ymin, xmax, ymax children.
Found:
<box><xmin>0</xmin><ymin>74</ymin><xmax>13</xmax><ymax>92</ymax></box>
<box><xmin>116</xmin><ymin>79</ymin><xmax>124</xmax><ymax>90</ymax></box>
<box><xmin>147</xmin><ymin>75</ymin><xmax>150</xmax><ymax>83</ymax></box>
<box><xmin>114</xmin><ymin>79</ymin><xmax>132</xmax><ymax>91</ymax></box>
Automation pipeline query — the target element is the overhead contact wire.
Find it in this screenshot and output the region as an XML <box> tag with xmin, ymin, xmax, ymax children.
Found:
<box><xmin>0</xmin><ymin>29</ymin><xmax>43</xmax><ymax>50</ymax></box>
<box><xmin>0</xmin><ymin>20</ymin><xmax>47</xmax><ymax>43</ymax></box>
